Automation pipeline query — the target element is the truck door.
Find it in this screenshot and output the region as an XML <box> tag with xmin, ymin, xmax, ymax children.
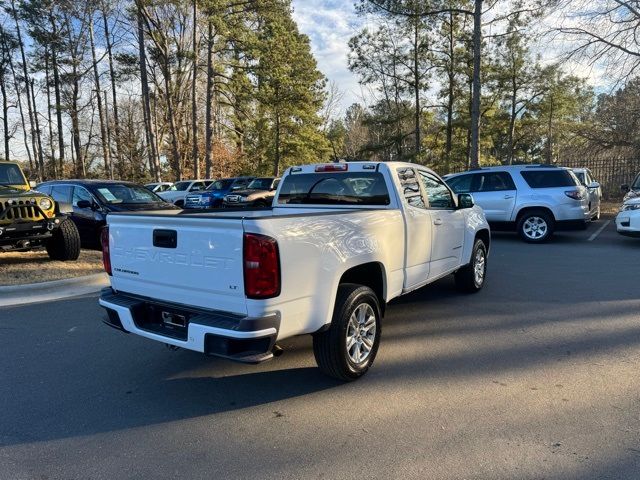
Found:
<box><xmin>417</xmin><ymin>170</ymin><xmax>465</xmax><ymax>279</ymax></box>
<box><xmin>396</xmin><ymin>167</ymin><xmax>432</xmax><ymax>289</ymax></box>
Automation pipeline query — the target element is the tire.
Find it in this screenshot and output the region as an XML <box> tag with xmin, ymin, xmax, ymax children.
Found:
<box><xmin>175</xmin><ymin>200</ymin><xmax>184</xmax><ymax>208</ymax></box>
<box><xmin>455</xmin><ymin>238</ymin><xmax>487</xmax><ymax>293</ymax></box>
<box><xmin>517</xmin><ymin>210</ymin><xmax>554</xmax><ymax>243</ymax></box>
<box><xmin>593</xmin><ymin>206</ymin><xmax>601</xmax><ymax>221</ymax></box>
<box><xmin>254</xmin><ymin>200</ymin><xmax>268</xmax><ymax>208</ymax></box>
<box><xmin>313</xmin><ymin>284</ymin><xmax>382</xmax><ymax>381</ymax></box>
<box><xmin>46</xmin><ymin>219</ymin><xmax>81</xmax><ymax>261</ymax></box>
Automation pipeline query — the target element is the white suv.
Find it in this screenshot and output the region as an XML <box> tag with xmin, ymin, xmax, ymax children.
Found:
<box><xmin>445</xmin><ymin>165</ymin><xmax>589</xmax><ymax>242</ymax></box>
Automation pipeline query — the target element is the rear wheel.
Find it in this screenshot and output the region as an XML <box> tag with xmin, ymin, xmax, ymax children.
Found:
<box><xmin>455</xmin><ymin>238</ymin><xmax>487</xmax><ymax>293</ymax></box>
<box><xmin>593</xmin><ymin>205</ymin><xmax>601</xmax><ymax>221</ymax></box>
<box><xmin>517</xmin><ymin>210</ymin><xmax>554</xmax><ymax>243</ymax></box>
<box><xmin>174</xmin><ymin>200</ymin><xmax>184</xmax><ymax>208</ymax></box>
<box><xmin>313</xmin><ymin>284</ymin><xmax>381</xmax><ymax>381</ymax></box>
<box><xmin>46</xmin><ymin>219</ymin><xmax>81</xmax><ymax>261</ymax></box>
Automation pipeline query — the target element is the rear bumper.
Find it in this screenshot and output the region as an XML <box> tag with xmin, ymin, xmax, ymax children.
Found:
<box><xmin>99</xmin><ymin>288</ymin><xmax>280</xmax><ymax>363</ymax></box>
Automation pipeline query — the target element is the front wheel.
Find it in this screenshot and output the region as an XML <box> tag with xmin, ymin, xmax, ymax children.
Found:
<box><xmin>313</xmin><ymin>284</ymin><xmax>381</xmax><ymax>381</ymax></box>
<box><xmin>46</xmin><ymin>219</ymin><xmax>81</xmax><ymax>261</ymax></box>
<box><xmin>455</xmin><ymin>238</ymin><xmax>487</xmax><ymax>293</ymax></box>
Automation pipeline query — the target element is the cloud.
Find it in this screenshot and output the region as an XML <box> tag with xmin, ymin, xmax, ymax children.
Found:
<box><xmin>291</xmin><ymin>0</ymin><xmax>367</xmax><ymax>113</ymax></box>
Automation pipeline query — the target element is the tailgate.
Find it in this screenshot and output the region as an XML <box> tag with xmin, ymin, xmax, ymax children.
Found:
<box><xmin>107</xmin><ymin>213</ymin><xmax>247</xmax><ymax>315</ymax></box>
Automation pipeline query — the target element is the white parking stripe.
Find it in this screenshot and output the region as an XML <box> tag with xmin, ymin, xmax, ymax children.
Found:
<box><xmin>588</xmin><ymin>220</ymin><xmax>611</xmax><ymax>242</ymax></box>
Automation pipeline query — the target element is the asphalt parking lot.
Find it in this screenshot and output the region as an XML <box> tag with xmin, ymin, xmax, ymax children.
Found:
<box><xmin>1</xmin><ymin>216</ymin><xmax>639</xmax><ymax>480</ymax></box>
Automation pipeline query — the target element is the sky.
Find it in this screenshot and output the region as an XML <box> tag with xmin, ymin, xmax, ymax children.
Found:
<box><xmin>290</xmin><ymin>0</ymin><xmax>610</xmax><ymax>114</ymax></box>
<box><xmin>291</xmin><ymin>0</ymin><xmax>366</xmax><ymax>114</ymax></box>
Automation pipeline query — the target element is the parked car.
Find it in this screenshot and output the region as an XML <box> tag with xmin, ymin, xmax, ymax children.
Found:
<box><xmin>615</xmin><ymin>196</ymin><xmax>640</xmax><ymax>237</ymax></box>
<box><xmin>621</xmin><ymin>171</ymin><xmax>640</xmax><ymax>202</ymax></box>
<box><xmin>571</xmin><ymin>168</ymin><xmax>602</xmax><ymax>220</ymax></box>
<box><xmin>145</xmin><ymin>182</ymin><xmax>173</xmax><ymax>193</ymax></box>
<box><xmin>0</xmin><ymin>161</ymin><xmax>80</xmax><ymax>260</ymax></box>
<box><xmin>37</xmin><ymin>180</ymin><xmax>179</xmax><ymax>249</ymax></box>
<box><xmin>157</xmin><ymin>179</ymin><xmax>215</xmax><ymax>207</ymax></box>
<box><xmin>445</xmin><ymin>165</ymin><xmax>590</xmax><ymax>243</ymax></box>
<box><xmin>222</xmin><ymin>177</ymin><xmax>280</xmax><ymax>208</ymax></box>
<box><xmin>184</xmin><ymin>176</ymin><xmax>255</xmax><ymax>209</ymax></box>
<box><xmin>99</xmin><ymin>161</ymin><xmax>490</xmax><ymax>381</ymax></box>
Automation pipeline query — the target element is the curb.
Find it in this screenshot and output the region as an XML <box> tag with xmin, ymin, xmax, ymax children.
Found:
<box><xmin>0</xmin><ymin>273</ymin><xmax>109</xmax><ymax>308</ymax></box>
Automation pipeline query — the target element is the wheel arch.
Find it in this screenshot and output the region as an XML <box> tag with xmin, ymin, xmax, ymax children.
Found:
<box><xmin>515</xmin><ymin>205</ymin><xmax>556</xmax><ymax>223</ymax></box>
<box><xmin>475</xmin><ymin>228</ymin><xmax>491</xmax><ymax>253</ymax></box>
<box><xmin>338</xmin><ymin>262</ymin><xmax>387</xmax><ymax>315</ymax></box>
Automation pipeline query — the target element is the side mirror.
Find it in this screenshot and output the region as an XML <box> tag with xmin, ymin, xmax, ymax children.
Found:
<box><xmin>588</xmin><ymin>181</ymin><xmax>600</xmax><ymax>189</ymax></box>
<box><xmin>458</xmin><ymin>193</ymin><xmax>474</xmax><ymax>209</ymax></box>
<box><xmin>76</xmin><ymin>199</ymin><xmax>93</xmax><ymax>209</ymax></box>
<box><xmin>29</xmin><ymin>180</ymin><xmax>37</xmax><ymax>188</ymax></box>
<box><xmin>621</xmin><ymin>184</ymin><xmax>630</xmax><ymax>193</ymax></box>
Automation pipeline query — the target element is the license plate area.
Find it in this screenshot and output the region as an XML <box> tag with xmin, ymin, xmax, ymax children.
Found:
<box><xmin>132</xmin><ymin>303</ymin><xmax>190</xmax><ymax>340</ymax></box>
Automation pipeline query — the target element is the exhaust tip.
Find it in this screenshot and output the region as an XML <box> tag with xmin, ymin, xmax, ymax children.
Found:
<box><xmin>272</xmin><ymin>344</ymin><xmax>284</xmax><ymax>357</ymax></box>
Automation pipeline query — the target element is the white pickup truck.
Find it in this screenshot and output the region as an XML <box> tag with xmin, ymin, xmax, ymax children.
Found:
<box><xmin>99</xmin><ymin>162</ymin><xmax>490</xmax><ymax>380</ymax></box>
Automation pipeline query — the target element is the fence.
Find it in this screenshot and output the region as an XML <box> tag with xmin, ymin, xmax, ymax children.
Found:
<box><xmin>560</xmin><ymin>157</ymin><xmax>640</xmax><ymax>200</ymax></box>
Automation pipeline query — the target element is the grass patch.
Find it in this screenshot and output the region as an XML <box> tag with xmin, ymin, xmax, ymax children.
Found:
<box><xmin>0</xmin><ymin>250</ymin><xmax>104</xmax><ymax>286</ymax></box>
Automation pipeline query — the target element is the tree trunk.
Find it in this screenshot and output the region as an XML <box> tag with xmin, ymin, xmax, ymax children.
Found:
<box><xmin>546</xmin><ymin>95</ymin><xmax>554</xmax><ymax>164</ymax></box>
<box><xmin>44</xmin><ymin>47</ymin><xmax>57</xmax><ymax>177</ymax></box>
<box><xmin>137</xmin><ymin>3</ymin><xmax>161</xmax><ymax>182</ymax></box>
<box><xmin>29</xmin><ymin>78</ymin><xmax>45</xmax><ymax>178</ymax></box>
<box><xmin>507</xmin><ymin>79</ymin><xmax>517</xmax><ymax>165</ymax></box>
<box><xmin>445</xmin><ymin>11</ymin><xmax>454</xmax><ymax>172</ymax></box>
<box><xmin>8</xmin><ymin>47</ymin><xmax>32</xmax><ymax>171</ymax></box>
<box><xmin>204</xmin><ymin>20</ymin><xmax>214</xmax><ymax>178</ymax></box>
<box><xmin>11</xmin><ymin>0</ymin><xmax>42</xmax><ymax>179</ymax></box>
<box><xmin>191</xmin><ymin>0</ymin><xmax>200</xmax><ymax>178</ymax></box>
<box><xmin>273</xmin><ymin>111</ymin><xmax>280</xmax><ymax>176</ymax></box>
<box><xmin>89</xmin><ymin>18</ymin><xmax>112</xmax><ymax>178</ymax></box>
<box><xmin>413</xmin><ymin>14</ymin><xmax>420</xmax><ymax>156</ymax></box>
<box><xmin>50</xmin><ymin>15</ymin><xmax>65</xmax><ymax>174</ymax></box>
<box><xmin>469</xmin><ymin>0</ymin><xmax>482</xmax><ymax>169</ymax></box>
<box><xmin>71</xmin><ymin>76</ymin><xmax>84</xmax><ymax>176</ymax></box>
<box><xmin>0</xmin><ymin>71</ymin><xmax>9</xmax><ymax>161</ymax></box>
<box><xmin>102</xmin><ymin>5</ymin><xmax>123</xmax><ymax>178</ymax></box>
<box><xmin>163</xmin><ymin>70</ymin><xmax>182</xmax><ymax>180</ymax></box>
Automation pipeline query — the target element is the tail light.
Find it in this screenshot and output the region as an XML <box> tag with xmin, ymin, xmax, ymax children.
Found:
<box><xmin>565</xmin><ymin>189</ymin><xmax>584</xmax><ymax>200</ymax></box>
<box><xmin>243</xmin><ymin>233</ymin><xmax>280</xmax><ymax>299</ymax></box>
<box><xmin>315</xmin><ymin>163</ymin><xmax>348</xmax><ymax>172</ymax></box>
<box><xmin>101</xmin><ymin>227</ymin><xmax>112</xmax><ymax>276</ymax></box>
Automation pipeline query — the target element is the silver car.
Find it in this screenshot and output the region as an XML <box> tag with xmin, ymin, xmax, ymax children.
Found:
<box><xmin>571</xmin><ymin>168</ymin><xmax>602</xmax><ymax>220</ymax></box>
<box><xmin>445</xmin><ymin>165</ymin><xmax>590</xmax><ymax>243</ymax></box>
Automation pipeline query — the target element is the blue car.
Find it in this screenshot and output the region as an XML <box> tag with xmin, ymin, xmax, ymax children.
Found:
<box><xmin>184</xmin><ymin>176</ymin><xmax>255</xmax><ymax>209</ymax></box>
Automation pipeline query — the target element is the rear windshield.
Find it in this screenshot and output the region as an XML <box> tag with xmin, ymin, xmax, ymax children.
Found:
<box><xmin>520</xmin><ymin>170</ymin><xmax>577</xmax><ymax>188</ymax></box>
<box><xmin>277</xmin><ymin>172</ymin><xmax>390</xmax><ymax>205</ymax></box>
<box><xmin>208</xmin><ymin>179</ymin><xmax>233</xmax><ymax>191</ymax></box>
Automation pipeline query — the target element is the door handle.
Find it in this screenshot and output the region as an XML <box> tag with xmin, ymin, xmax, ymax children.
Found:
<box><xmin>433</xmin><ymin>218</ymin><xmax>443</xmax><ymax>225</ymax></box>
<box><xmin>504</xmin><ymin>195</ymin><xmax>514</xmax><ymax>199</ymax></box>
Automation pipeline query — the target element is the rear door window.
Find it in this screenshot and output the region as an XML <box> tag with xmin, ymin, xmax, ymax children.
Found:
<box><xmin>520</xmin><ymin>170</ymin><xmax>577</xmax><ymax>188</ymax></box>
<box><xmin>447</xmin><ymin>174</ymin><xmax>475</xmax><ymax>193</ymax></box>
<box><xmin>50</xmin><ymin>185</ymin><xmax>73</xmax><ymax>204</ymax></box>
<box><xmin>397</xmin><ymin>168</ymin><xmax>426</xmax><ymax>209</ymax></box>
<box><xmin>477</xmin><ymin>172</ymin><xmax>516</xmax><ymax>191</ymax></box>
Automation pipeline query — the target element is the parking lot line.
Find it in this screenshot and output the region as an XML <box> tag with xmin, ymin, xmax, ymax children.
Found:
<box><xmin>588</xmin><ymin>220</ymin><xmax>611</xmax><ymax>241</ymax></box>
